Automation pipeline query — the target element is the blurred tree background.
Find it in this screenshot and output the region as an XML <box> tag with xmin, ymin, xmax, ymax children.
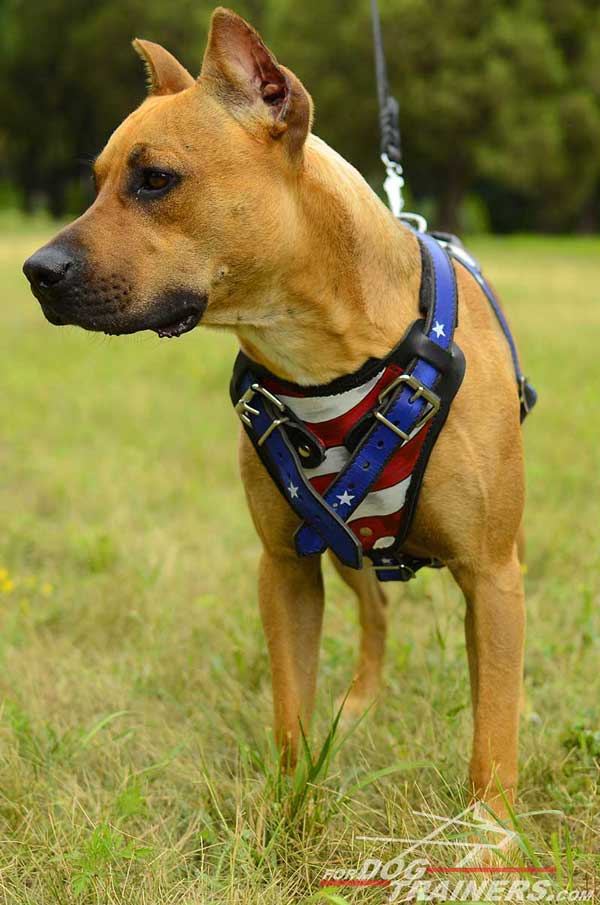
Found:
<box><xmin>0</xmin><ymin>0</ymin><xmax>599</xmax><ymax>232</ymax></box>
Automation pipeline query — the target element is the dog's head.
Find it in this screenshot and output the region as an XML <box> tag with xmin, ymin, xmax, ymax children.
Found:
<box><xmin>23</xmin><ymin>8</ymin><xmax>313</xmax><ymax>338</ymax></box>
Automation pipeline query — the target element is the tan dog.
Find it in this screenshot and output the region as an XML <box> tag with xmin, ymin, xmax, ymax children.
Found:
<box><xmin>23</xmin><ymin>8</ymin><xmax>525</xmax><ymax>818</ymax></box>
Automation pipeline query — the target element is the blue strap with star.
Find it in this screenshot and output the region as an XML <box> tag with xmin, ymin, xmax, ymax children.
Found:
<box><xmin>232</xmin><ymin>368</ymin><xmax>364</xmax><ymax>568</ymax></box>
<box><xmin>293</xmin><ymin>233</ymin><xmax>459</xmax><ymax>560</ymax></box>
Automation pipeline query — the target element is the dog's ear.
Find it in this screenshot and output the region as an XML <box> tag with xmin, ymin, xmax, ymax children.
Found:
<box><xmin>200</xmin><ymin>7</ymin><xmax>313</xmax><ymax>160</ymax></box>
<box><xmin>133</xmin><ymin>39</ymin><xmax>195</xmax><ymax>96</ymax></box>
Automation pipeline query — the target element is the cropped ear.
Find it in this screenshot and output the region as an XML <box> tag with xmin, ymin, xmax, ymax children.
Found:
<box><xmin>133</xmin><ymin>39</ymin><xmax>195</xmax><ymax>96</ymax></box>
<box><xmin>200</xmin><ymin>7</ymin><xmax>312</xmax><ymax>160</ymax></box>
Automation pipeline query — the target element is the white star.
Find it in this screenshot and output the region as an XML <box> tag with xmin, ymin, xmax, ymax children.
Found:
<box><xmin>432</xmin><ymin>321</ymin><xmax>446</xmax><ymax>339</ymax></box>
<box><xmin>287</xmin><ymin>482</ymin><xmax>299</xmax><ymax>499</ymax></box>
<box><xmin>336</xmin><ymin>490</ymin><xmax>355</xmax><ymax>507</ymax></box>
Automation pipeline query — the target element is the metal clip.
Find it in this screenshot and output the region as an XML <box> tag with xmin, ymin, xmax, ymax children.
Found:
<box><xmin>381</xmin><ymin>153</ymin><xmax>405</xmax><ymax>218</ymax></box>
<box><xmin>380</xmin><ymin>154</ymin><xmax>430</xmax><ymax>235</ymax></box>
<box><xmin>374</xmin><ymin>373</ymin><xmax>440</xmax><ymax>441</ymax></box>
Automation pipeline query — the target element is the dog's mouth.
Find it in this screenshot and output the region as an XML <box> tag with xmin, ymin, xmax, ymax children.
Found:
<box><xmin>34</xmin><ymin>285</ymin><xmax>207</xmax><ymax>339</ymax></box>
<box><xmin>152</xmin><ymin>307</ymin><xmax>203</xmax><ymax>339</ymax></box>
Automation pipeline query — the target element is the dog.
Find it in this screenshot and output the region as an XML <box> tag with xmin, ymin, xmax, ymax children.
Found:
<box><xmin>23</xmin><ymin>7</ymin><xmax>526</xmax><ymax>819</ymax></box>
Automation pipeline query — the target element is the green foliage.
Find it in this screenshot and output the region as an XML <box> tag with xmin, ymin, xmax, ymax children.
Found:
<box><xmin>66</xmin><ymin>822</ymin><xmax>153</xmax><ymax>897</ymax></box>
<box><xmin>0</xmin><ymin>0</ymin><xmax>599</xmax><ymax>230</ymax></box>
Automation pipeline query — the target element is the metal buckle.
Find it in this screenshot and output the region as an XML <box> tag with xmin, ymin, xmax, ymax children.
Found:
<box><xmin>234</xmin><ymin>383</ymin><xmax>289</xmax><ymax>446</ymax></box>
<box><xmin>374</xmin><ymin>373</ymin><xmax>440</xmax><ymax>442</ymax></box>
<box><xmin>256</xmin><ymin>416</ymin><xmax>289</xmax><ymax>446</ymax></box>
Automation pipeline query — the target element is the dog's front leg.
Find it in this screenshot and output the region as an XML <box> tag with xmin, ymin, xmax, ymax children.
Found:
<box><xmin>258</xmin><ymin>550</ymin><xmax>324</xmax><ymax>767</ymax></box>
<box><xmin>240</xmin><ymin>430</ymin><xmax>326</xmax><ymax>766</ymax></box>
<box><xmin>452</xmin><ymin>550</ymin><xmax>525</xmax><ymax>816</ymax></box>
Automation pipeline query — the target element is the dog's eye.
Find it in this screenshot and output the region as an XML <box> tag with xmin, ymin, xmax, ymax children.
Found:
<box><xmin>135</xmin><ymin>169</ymin><xmax>178</xmax><ymax>198</ymax></box>
<box><xmin>144</xmin><ymin>171</ymin><xmax>170</xmax><ymax>190</ymax></box>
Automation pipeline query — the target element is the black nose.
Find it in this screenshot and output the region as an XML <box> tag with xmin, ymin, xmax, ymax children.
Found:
<box><xmin>23</xmin><ymin>244</ymin><xmax>75</xmax><ymax>291</ymax></box>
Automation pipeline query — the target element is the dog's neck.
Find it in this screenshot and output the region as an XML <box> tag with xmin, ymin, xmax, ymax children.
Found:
<box><xmin>235</xmin><ymin>135</ymin><xmax>422</xmax><ymax>385</ymax></box>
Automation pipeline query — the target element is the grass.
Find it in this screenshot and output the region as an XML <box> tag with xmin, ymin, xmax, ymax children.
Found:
<box><xmin>0</xmin><ymin>213</ymin><xmax>598</xmax><ymax>903</ymax></box>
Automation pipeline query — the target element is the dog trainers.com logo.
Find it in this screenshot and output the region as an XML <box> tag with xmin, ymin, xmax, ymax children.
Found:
<box><xmin>319</xmin><ymin>805</ymin><xmax>595</xmax><ymax>902</ymax></box>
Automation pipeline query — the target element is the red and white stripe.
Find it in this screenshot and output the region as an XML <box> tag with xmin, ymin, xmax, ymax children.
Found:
<box><xmin>264</xmin><ymin>366</ymin><xmax>431</xmax><ymax>552</ymax></box>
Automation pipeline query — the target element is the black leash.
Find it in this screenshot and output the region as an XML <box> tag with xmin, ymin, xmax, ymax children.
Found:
<box><xmin>369</xmin><ymin>0</ymin><xmax>406</xmax><ymax>218</ymax></box>
<box><xmin>370</xmin><ymin>0</ymin><xmax>401</xmax><ymax>167</ymax></box>
<box><xmin>369</xmin><ymin>0</ymin><xmax>427</xmax><ymax>229</ymax></box>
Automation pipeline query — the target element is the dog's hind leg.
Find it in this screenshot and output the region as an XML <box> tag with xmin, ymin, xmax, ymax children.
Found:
<box><xmin>329</xmin><ymin>554</ymin><xmax>388</xmax><ymax>719</ymax></box>
<box><xmin>451</xmin><ymin>547</ymin><xmax>525</xmax><ymax>817</ymax></box>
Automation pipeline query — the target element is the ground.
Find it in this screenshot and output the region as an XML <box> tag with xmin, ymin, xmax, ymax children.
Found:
<box><xmin>0</xmin><ymin>213</ymin><xmax>598</xmax><ymax>903</ymax></box>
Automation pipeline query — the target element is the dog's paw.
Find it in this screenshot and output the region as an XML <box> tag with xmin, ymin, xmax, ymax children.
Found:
<box><xmin>336</xmin><ymin>686</ymin><xmax>379</xmax><ymax>724</ymax></box>
<box><xmin>462</xmin><ymin>799</ymin><xmax>522</xmax><ymax>867</ymax></box>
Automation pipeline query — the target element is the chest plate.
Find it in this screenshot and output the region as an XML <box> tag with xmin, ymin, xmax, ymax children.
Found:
<box><xmin>261</xmin><ymin>362</ymin><xmax>430</xmax><ymax>554</ymax></box>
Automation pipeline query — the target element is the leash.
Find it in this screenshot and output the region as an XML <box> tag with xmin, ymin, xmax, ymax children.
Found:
<box><xmin>368</xmin><ymin>0</ymin><xmax>536</xmax><ymax>420</ymax></box>
<box><xmin>370</xmin><ymin>0</ymin><xmax>426</xmax><ymax>231</ymax></box>
<box><xmin>370</xmin><ymin>0</ymin><xmax>403</xmax><ymax>215</ymax></box>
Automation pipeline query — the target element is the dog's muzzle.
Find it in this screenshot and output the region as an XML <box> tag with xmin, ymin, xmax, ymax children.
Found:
<box><xmin>23</xmin><ymin>241</ymin><xmax>206</xmax><ymax>337</ymax></box>
<box><xmin>23</xmin><ymin>239</ymin><xmax>130</xmax><ymax>331</ymax></box>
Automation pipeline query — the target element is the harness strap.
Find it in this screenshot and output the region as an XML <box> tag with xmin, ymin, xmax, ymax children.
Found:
<box><xmin>431</xmin><ymin>233</ymin><xmax>538</xmax><ymax>421</ymax></box>
<box><xmin>293</xmin><ymin>233</ymin><xmax>459</xmax><ymax>561</ymax></box>
<box><xmin>231</xmin><ymin>368</ymin><xmax>363</xmax><ymax>569</ymax></box>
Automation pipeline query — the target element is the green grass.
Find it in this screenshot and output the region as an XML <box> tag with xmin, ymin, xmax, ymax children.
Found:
<box><xmin>0</xmin><ymin>214</ymin><xmax>598</xmax><ymax>903</ymax></box>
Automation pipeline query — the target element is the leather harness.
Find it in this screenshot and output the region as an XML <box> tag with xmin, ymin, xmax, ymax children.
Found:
<box><xmin>230</xmin><ymin>230</ymin><xmax>537</xmax><ymax>582</ymax></box>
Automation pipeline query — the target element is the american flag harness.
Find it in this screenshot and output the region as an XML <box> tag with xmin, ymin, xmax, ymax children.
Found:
<box><xmin>230</xmin><ymin>230</ymin><xmax>537</xmax><ymax>582</ymax></box>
